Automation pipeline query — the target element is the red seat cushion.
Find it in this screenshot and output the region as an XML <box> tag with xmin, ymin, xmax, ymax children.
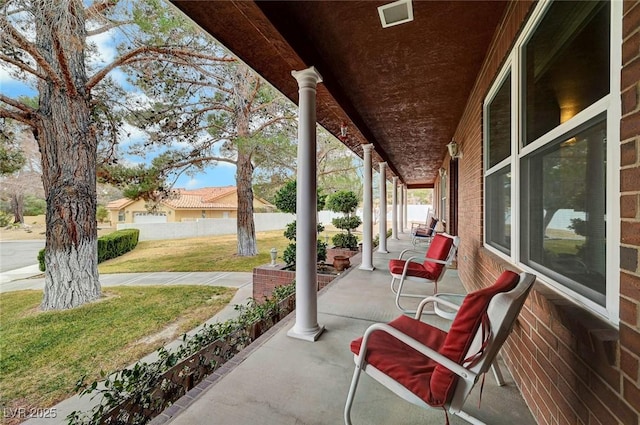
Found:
<box><xmin>350</xmin><ymin>315</ymin><xmax>447</xmax><ymax>405</ymax></box>
<box><xmin>388</xmin><ymin>259</ymin><xmax>437</xmax><ymax>279</ymax></box>
<box><xmin>350</xmin><ymin>270</ymin><xmax>521</xmax><ymax>407</ymax></box>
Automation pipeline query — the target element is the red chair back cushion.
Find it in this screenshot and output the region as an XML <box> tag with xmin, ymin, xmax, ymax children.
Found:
<box><xmin>429</xmin><ymin>270</ymin><xmax>520</xmax><ymax>405</ymax></box>
<box><xmin>422</xmin><ymin>234</ymin><xmax>454</xmax><ymax>278</ymax></box>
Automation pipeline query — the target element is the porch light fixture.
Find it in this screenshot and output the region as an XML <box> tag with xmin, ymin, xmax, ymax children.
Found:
<box><xmin>378</xmin><ymin>0</ymin><xmax>414</xmax><ymax>28</ymax></box>
<box><xmin>339</xmin><ymin>122</ymin><xmax>348</xmax><ymax>142</ymax></box>
<box><xmin>447</xmin><ymin>140</ymin><xmax>461</xmax><ymax>159</ymax></box>
<box><xmin>270</xmin><ymin>248</ymin><xmax>278</xmax><ymax>266</ymax></box>
<box><xmin>439</xmin><ymin>167</ymin><xmax>447</xmax><ymax>178</ymax></box>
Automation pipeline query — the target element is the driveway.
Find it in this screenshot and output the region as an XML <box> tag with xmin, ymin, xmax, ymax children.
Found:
<box><xmin>0</xmin><ymin>240</ymin><xmax>45</xmax><ymax>272</ymax></box>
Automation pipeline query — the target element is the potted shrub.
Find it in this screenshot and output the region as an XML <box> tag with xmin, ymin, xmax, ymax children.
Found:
<box><xmin>326</xmin><ymin>190</ymin><xmax>361</xmax><ymax>267</ymax></box>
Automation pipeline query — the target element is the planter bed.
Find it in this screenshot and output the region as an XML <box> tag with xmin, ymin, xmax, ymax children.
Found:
<box><xmin>70</xmin><ymin>293</ymin><xmax>296</xmax><ymax>425</ymax></box>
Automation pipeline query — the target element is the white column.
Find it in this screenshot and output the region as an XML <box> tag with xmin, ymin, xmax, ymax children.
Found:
<box><xmin>392</xmin><ymin>176</ymin><xmax>398</xmax><ymax>240</ymax></box>
<box><xmin>360</xmin><ymin>144</ymin><xmax>374</xmax><ymax>270</ymax></box>
<box><xmin>288</xmin><ymin>66</ymin><xmax>324</xmax><ymax>342</ymax></box>
<box><xmin>377</xmin><ymin>162</ymin><xmax>388</xmax><ymax>253</ymax></box>
<box><xmin>403</xmin><ymin>186</ymin><xmax>409</xmax><ymax>231</ymax></box>
<box><xmin>399</xmin><ymin>183</ymin><xmax>405</xmax><ymax>233</ymax></box>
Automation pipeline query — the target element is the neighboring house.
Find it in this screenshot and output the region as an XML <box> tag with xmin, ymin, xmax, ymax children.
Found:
<box><xmin>106</xmin><ymin>186</ymin><xmax>275</xmax><ymax>224</ymax></box>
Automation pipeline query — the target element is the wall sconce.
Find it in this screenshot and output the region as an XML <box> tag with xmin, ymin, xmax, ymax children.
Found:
<box><xmin>439</xmin><ymin>167</ymin><xmax>447</xmax><ymax>178</ymax></box>
<box><xmin>339</xmin><ymin>122</ymin><xmax>348</xmax><ymax>142</ymax></box>
<box><xmin>447</xmin><ymin>140</ymin><xmax>461</xmax><ymax>158</ymax></box>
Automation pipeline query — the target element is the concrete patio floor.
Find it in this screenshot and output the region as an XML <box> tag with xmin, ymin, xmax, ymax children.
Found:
<box><xmin>152</xmin><ymin>235</ymin><xmax>537</xmax><ymax>425</ymax></box>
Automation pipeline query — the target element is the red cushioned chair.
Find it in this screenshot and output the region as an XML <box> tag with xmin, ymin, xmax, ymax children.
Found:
<box><xmin>389</xmin><ymin>233</ymin><xmax>459</xmax><ymax>313</ymax></box>
<box><xmin>345</xmin><ymin>271</ymin><xmax>536</xmax><ymax>425</ymax></box>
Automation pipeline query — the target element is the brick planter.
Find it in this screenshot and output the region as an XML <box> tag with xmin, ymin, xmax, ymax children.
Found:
<box><xmin>253</xmin><ymin>264</ymin><xmax>338</xmax><ymax>301</ymax></box>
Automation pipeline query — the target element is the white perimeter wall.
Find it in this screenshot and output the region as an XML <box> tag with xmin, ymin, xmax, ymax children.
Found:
<box><xmin>118</xmin><ymin>205</ymin><xmax>432</xmax><ymax>241</ymax></box>
<box><xmin>118</xmin><ymin>213</ymin><xmax>295</xmax><ymax>241</ymax></box>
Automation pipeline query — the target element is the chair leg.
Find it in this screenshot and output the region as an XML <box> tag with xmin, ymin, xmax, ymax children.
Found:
<box><xmin>395</xmin><ymin>278</ymin><xmax>436</xmax><ymax>315</ymax></box>
<box><xmin>390</xmin><ymin>276</ymin><xmax>399</xmax><ymax>294</ymax></box>
<box><xmin>491</xmin><ymin>360</ymin><xmax>505</xmax><ymax>386</ymax></box>
<box><xmin>344</xmin><ymin>363</ymin><xmax>364</xmax><ymax>425</ymax></box>
<box><xmin>454</xmin><ymin>410</ymin><xmax>487</xmax><ymax>425</ymax></box>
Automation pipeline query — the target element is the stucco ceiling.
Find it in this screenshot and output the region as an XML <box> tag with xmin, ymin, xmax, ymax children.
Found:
<box><xmin>170</xmin><ymin>1</ymin><xmax>508</xmax><ymax>188</ymax></box>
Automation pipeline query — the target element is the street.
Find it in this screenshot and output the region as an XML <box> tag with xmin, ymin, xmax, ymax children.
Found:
<box><xmin>0</xmin><ymin>240</ymin><xmax>45</xmax><ymax>272</ymax></box>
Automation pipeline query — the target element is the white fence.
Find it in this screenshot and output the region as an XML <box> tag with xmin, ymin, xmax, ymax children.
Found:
<box><xmin>117</xmin><ymin>205</ymin><xmax>433</xmax><ymax>241</ymax></box>
<box><xmin>117</xmin><ymin>213</ymin><xmax>295</xmax><ymax>241</ymax></box>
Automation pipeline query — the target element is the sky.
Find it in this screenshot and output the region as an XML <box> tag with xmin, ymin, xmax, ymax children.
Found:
<box><xmin>0</xmin><ymin>26</ymin><xmax>238</xmax><ymax>190</ymax></box>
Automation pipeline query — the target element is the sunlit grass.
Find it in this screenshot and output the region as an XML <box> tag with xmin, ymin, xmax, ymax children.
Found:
<box><xmin>0</xmin><ymin>286</ymin><xmax>235</xmax><ymax>414</ymax></box>
<box><xmin>98</xmin><ymin>230</ymin><xmax>341</xmax><ymax>273</ymax></box>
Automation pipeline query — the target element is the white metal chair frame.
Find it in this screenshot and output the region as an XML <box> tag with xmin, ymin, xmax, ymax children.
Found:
<box><xmin>344</xmin><ymin>272</ymin><xmax>536</xmax><ymax>425</ymax></box>
<box><xmin>410</xmin><ymin>215</ymin><xmax>438</xmax><ymax>247</ymax></box>
<box><xmin>390</xmin><ymin>234</ymin><xmax>460</xmax><ymax>314</ymax></box>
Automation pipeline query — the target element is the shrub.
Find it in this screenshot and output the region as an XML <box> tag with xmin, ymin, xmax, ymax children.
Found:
<box><xmin>96</xmin><ymin>205</ymin><xmax>109</xmax><ymax>223</ymax></box>
<box><xmin>38</xmin><ymin>229</ymin><xmax>140</xmax><ymax>271</ymax></box>
<box><xmin>23</xmin><ymin>196</ymin><xmax>46</xmax><ymax>216</ymax></box>
<box><xmin>326</xmin><ymin>190</ymin><xmax>361</xmax><ymax>250</ymax></box>
<box><xmin>274</xmin><ymin>180</ymin><xmax>327</xmax><ymax>267</ymax></box>
<box><xmin>0</xmin><ymin>210</ymin><xmax>10</xmax><ymax>227</ymax></box>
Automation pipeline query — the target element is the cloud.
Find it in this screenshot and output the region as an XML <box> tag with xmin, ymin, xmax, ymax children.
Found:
<box><xmin>119</xmin><ymin>123</ymin><xmax>148</xmax><ymax>147</ymax></box>
<box><xmin>87</xmin><ymin>28</ymin><xmax>118</xmax><ymax>67</ymax></box>
<box><xmin>185</xmin><ymin>178</ymin><xmax>200</xmax><ymax>189</ymax></box>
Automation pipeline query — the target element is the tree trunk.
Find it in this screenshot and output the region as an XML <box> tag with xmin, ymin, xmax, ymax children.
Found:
<box><xmin>236</xmin><ymin>152</ymin><xmax>257</xmax><ymax>256</ymax></box>
<box><xmin>11</xmin><ymin>192</ymin><xmax>24</xmax><ymax>224</ymax></box>
<box><xmin>35</xmin><ymin>1</ymin><xmax>101</xmax><ymax>310</ymax></box>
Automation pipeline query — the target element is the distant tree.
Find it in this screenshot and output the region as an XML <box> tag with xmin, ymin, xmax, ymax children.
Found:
<box><xmin>0</xmin><ymin>122</ymin><xmax>25</xmax><ymax>176</ymax></box>
<box><xmin>317</xmin><ymin>128</ymin><xmax>362</xmax><ymax>197</ymax></box>
<box><xmin>0</xmin><ymin>120</ymin><xmax>43</xmax><ymax>223</ymax></box>
<box><xmin>101</xmin><ymin>17</ymin><xmax>298</xmax><ymax>256</ymax></box>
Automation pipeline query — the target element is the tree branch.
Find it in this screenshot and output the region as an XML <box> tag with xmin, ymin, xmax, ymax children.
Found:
<box><xmin>250</xmin><ymin>115</ymin><xmax>295</xmax><ymax>135</ymax></box>
<box><xmin>0</xmin><ymin>53</ymin><xmax>46</xmax><ymax>80</ymax></box>
<box><xmin>85</xmin><ymin>0</ymin><xmax>118</xmax><ymax>18</ymax></box>
<box><xmin>0</xmin><ymin>16</ymin><xmax>63</xmax><ymax>85</ymax></box>
<box><xmin>87</xmin><ymin>46</ymin><xmax>236</xmax><ymax>91</ymax></box>
<box><xmin>86</xmin><ymin>20</ymin><xmax>133</xmax><ymax>36</ymax></box>
<box><xmin>0</xmin><ymin>94</ymin><xmax>36</xmax><ymax>113</ymax></box>
<box><xmin>0</xmin><ymin>106</ymin><xmax>35</xmax><ymax>127</ymax></box>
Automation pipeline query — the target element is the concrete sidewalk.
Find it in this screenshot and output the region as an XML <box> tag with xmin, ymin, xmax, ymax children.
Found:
<box><xmin>3</xmin><ymin>270</ymin><xmax>254</xmax><ymax>425</ymax></box>
<box><xmin>0</xmin><ymin>270</ymin><xmax>253</xmax><ymax>293</ymax></box>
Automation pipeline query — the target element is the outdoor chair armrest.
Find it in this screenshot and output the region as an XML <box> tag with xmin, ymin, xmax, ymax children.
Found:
<box><xmin>398</xmin><ymin>248</ymin><xmax>424</xmax><ymax>259</ymax></box>
<box><xmin>415</xmin><ymin>296</ymin><xmax>462</xmax><ymax>319</ymax></box>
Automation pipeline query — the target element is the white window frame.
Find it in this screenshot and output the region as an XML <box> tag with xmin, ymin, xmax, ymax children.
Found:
<box><xmin>483</xmin><ymin>0</ymin><xmax>621</xmax><ymax>323</ymax></box>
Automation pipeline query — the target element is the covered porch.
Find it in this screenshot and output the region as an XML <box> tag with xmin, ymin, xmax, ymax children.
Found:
<box><xmin>150</xmin><ymin>234</ymin><xmax>536</xmax><ymax>425</ymax></box>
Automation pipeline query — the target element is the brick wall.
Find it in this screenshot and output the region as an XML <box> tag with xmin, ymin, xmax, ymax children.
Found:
<box><xmin>252</xmin><ymin>264</ymin><xmax>337</xmax><ymax>301</ymax></box>
<box><xmin>620</xmin><ymin>0</ymin><xmax>640</xmax><ymax>418</ymax></box>
<box><xmin>449</xmin><ymin>1</ymin><xmax>640</xmax><ymax>424</ymax></box>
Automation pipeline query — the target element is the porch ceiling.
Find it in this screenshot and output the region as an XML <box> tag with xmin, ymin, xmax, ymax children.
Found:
<box><xmin>170</xmin><ymin>1</ymin><xmax>508</xmax><ymax>188</ymax></box>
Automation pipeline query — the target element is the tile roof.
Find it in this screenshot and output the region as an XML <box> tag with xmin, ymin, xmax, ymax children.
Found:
<box><xmin>106</xmin><ymin>187</ymin><xmax>239</xmax><ymax>211</ymax></box>
<box><xmin>106</xmin><ymin>198</ymin><xmax>135</xmax><ymax>209</ymax></box>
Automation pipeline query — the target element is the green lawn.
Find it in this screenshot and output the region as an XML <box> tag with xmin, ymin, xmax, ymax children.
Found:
<box><xmin>0</xmin><ymin>286</ymin><xmax>235</xmax><ymax>414</ymax></box>
<box><xmin>98</xmin><ymin>230</ymin><xmax>340</xmax><ymax>273</ymax></box>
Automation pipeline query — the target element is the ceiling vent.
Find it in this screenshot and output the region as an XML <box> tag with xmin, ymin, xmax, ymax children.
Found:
<box><xmin>378</xmin><ymin>0</ymin><xmax>414</xmax><ymax>28</ymax></box>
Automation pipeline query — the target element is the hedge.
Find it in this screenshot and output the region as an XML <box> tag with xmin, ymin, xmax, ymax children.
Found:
<box><xmin>38</xmin><ymin>229</ymin><xmax>140</xmax><ymax>271</ymax></box>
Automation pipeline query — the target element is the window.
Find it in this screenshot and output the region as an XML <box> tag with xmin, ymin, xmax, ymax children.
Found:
<box><xmin>483</xmin><ymin>0</ymin><xmax>619</xmax><ymax>318</ymax></box>
<box><xmin>520</xmin><ymin>117</ymin><xmax>607</xmax><ymax>304</ymax></box>
<box><xmin>118</xmin><ymin>211</ymin><xmax>125</xmax><ymax>222</ymax></box>
<box><xmin>485</xmin><ymin>70</ymin><xmax>513</xmax><ymax>254</ymax></box>
<box><xmin>486</xmin><ymin>166</ymin><xmax>511</xmax><ymax>254</ymax></box>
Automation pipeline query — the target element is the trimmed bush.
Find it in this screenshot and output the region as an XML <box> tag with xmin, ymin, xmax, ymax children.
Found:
<box><xmin>38</xmin><ymin>229</ymin><xmax>140</xmax><ymax>271</ymax></box>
